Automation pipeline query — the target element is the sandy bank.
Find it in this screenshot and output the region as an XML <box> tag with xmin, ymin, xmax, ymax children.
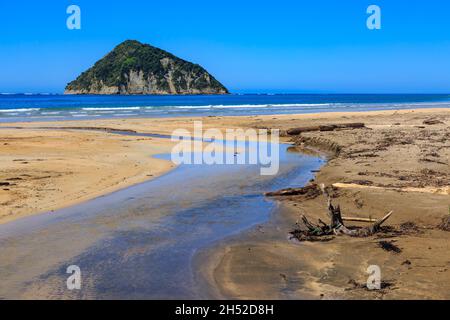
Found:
<box><xmin>0</xmin><ymin>128</ymin><xmax>175</xmax><ymax>224</ymax></box>
<box><xmin>196</xmin><ymin>107</ymin><xmax>450</xmax><ymax>299</ymax></box>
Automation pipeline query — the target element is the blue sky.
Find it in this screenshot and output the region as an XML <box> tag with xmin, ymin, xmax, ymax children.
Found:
<box><xmin>1</xmin><ymin>0</ymin><xmax>450</xmax><ymax>93</ymax></box>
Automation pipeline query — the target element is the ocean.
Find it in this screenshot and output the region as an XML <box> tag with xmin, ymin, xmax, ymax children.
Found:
<box><xmin>0</xmin><ymin>93</ymin><xmax>449</xmax><ymax>122</ymax></box>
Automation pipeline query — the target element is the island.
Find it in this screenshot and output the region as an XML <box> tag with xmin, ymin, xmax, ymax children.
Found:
<box><xmin>64</xmin><ymin>40</ymin><xmax>229</xmax><ymax>95</ymax></box>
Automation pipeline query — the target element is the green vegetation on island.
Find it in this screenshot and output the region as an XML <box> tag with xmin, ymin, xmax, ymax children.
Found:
<box><xmin>65</xmin><ymin>40</ymin><xmax>229</xmax><ymax>95</ymax></box>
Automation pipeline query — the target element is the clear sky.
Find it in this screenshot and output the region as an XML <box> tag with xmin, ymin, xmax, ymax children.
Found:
<box><xmin>1</xmin><ymin>0</ymin><xmax>450</xmax><ymax>93</ymax></box>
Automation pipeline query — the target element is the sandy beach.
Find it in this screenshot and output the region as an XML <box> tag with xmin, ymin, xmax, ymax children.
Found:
<box><xmin>0</xmin><ymin>128</ymin><xmax>176</xmax><ymax>224</ymax></box>
<box><xmin>1</xmin><ymin>108</ymin><xmax>449</xmax><ymax>299</ymax></box>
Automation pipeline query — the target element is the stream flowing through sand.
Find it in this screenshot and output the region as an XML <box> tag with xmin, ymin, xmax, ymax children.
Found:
<box><xmin>0</xmin><ymin>132</ymin><xmax>324</xmax><ymax>299</ymax></box>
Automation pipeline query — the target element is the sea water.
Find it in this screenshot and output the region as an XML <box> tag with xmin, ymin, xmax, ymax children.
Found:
<box><xmin>1</xmin><ymin>94</ymin><xmax>449</xmax><ymax>122</ymax></box>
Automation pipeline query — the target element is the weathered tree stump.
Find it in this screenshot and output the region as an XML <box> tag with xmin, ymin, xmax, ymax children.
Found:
<box><xmin>292</xmin><ymin>184</ymin><xmax>393</xmax><ymax>240</ymax></box>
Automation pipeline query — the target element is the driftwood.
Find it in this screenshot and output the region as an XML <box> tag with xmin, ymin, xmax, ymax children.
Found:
<box><xmin>287</xmin><ymin>123</ymin><xmax>365</xmax><ymax>136</ymax></box>
<box><xmin>266</xmin><ymin>184</ymin><xmax>377</xmax><ymax>223</ymax></box>
<box><xmin>265</xmin><ymin>184</ymin><xmax>321</xmax><ymax>198</ymax></box>
<box><xmin>300</xmin><ymin>205</ymin><xmax>393</xmax><ymax>238</ymax></box>
<box><xmin>423</xmin><ymin>119</ymin><xmax>444</xmax><ymax>125</ymax></box>
<box><xmin>342</xmin><ymin>217</ymin><xmax>376</xmax><ymax>223</ymax></box>
<box><xmin>293</xmin><ymin>184</ymin><xmax>393</xmax><ymax>239</ymax></box>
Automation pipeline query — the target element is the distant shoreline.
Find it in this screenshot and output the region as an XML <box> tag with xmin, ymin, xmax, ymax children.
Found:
<box><xmin>1</xmin><ymin>93</ymin><xmax>450</xmax><ymax>123</ymax></box>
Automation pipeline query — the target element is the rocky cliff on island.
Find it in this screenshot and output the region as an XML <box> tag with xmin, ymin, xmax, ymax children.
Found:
<box><xmin>65</xmin><ymin>40</ymin><xmax>229</xmax><ymax>95</ymax></box>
